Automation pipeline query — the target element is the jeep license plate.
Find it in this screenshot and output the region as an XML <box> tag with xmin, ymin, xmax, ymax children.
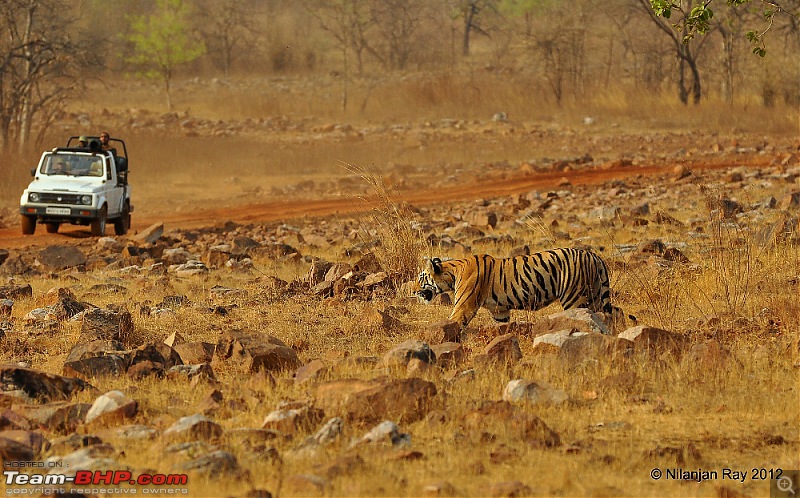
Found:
<box><xmin>45</xmin><ymin>207</ymin><xmax>71</xmax><ymax>215</ymax></box>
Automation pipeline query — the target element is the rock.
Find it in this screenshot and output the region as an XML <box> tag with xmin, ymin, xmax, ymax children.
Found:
<box><xmin>36</xmin><ymin>245</ymin><xmax>87</xmax><ymax>271</ymax></box>
<box><xmin>630</xmin><ymin>203</ymin><xmax>650</xmax><ymax>216</ymax></box>
<box><xmin>306</xmin><ymin>258</ymin><xmax>334</xmax><ymax>287</ymax></box>
<box><xmin>261</xmin><ymin>405</ymin><xmax>324</xmax><ymax>434</ymax></box>
<box><xmin>422</xmin><ymin>320</ymin><xmax>461</xmax><ymax>344</ymax></box>
<box><xmin>430</xmin><ymin>342</ymin><xmax>464</xmax><ymax>368</ymax></box>
<box><xmin>163</xmin><ymin>414</ymin><xmax>223</xmax><ymax>442</ymax></box>
<box><xmin>637</xmin><ymin>239</ymin><xmax>666</xmax><ymax>255</ymax></box>
<box><xmin>214</xmin><ymin>329</ymin><xmax>302</xmax><ymax>374</ymax></box>
<box><xmin>14</xmin><ymin>403</ymin><xmax>90</xmax><ymax>433</ymax></box>
<box><xmin>0</xmin><ymin>299</ymin><xmax>13</xmax><ymax>317</ymax></box>
<box><xmin>166</xmin><ymin>364</ymin><xmax>216</xmax><ymax>383</ymax></box>
<box><xmin>503</xmin><ymin>379</ymin><xmax>569</xmax><ymax>405</ymax></box>
<box><xmin>315</xmin><ymin>378</ymin><xmax>437</xmax><ymax>425</ymax></box>
<box><xmin>360</xmin><ymin>306</ymin><xmax>404</xmax><ymax>331</ymax></box>
<box><xmin>474</xmin><ymin>333</ymin><xmax>522</xmax><ymax>366</ymax></box>
<box><xmin>0</xmin><ymin>365</ymin><xmax>88</xmax><ymax>402</ymax></box>
<box><xmin>175</xmin><ymin>450</ymin><xmax>242</xmax><ymax>479</ymax></box>
<box><xmin>294</xmin><ymin>359</ymin><xmax>328</xmax><ymax>385</ymax></box>
<box><xmin>778</xmin><ymin>191</ymin><xmax>800</xmax><ymax>211</ymax></box>
<box><xmin>352</xmin><ymin>252</ymin><xmax>383</xmax><ymax>273</ymax></box>
<box><xmin>557</xmin><ymin>333</ymin><xmax>633</xmax><ymax>366</ymax></box>
<box><xmin>63</xmin><ymin>354</ymin><xmax>127</xmax><ymax>379</ymax></box>
<box><xmin>463</xmin><ymin>401</ymin><xmax>560</xmax><ymax>448</ymax></box>
<box><xmin>173</xmin><ymin>341</ymin><xmax>215</xmax><ymax>364</ymax></box>
<box><xmin>307</xmin><ymin>417</ymin><xmax>344</xmax><ymax>447</ymax></box>
<box><xmin>618</xmin><ymin>325</ymin><xmax>689</xmax><ymax>359</ymax></box>
<box><xmin>85</xmin><ymin>390</ymin><xmax>138</xmax><ymax>426</ymax></box>
<box><xmin>673</xmin><ymin>165</ymin><xmax>691</xmax><ymax>180</ymax></box>
<box><xmin>383</xmin><ymin>339</ymin><xmax>435</xmax><ymax>367</ymax></box>
<box><xmin>711</xmin><ymin>198</ymin><xmax>744</xmax><ymax>219</ymax></box>
<box><xmin>531</xmin><ymin>329</ymin><xmax>589</xmax><ymax>355</ymax></box>
<box><xmin>663</xmin><ymin>247</ymin><xmax>689</xmax><ymax>263</ymax></box>
<box><xmin>352</xmin><ymin>420</ymin><xmax>410</xmax><ymax>448</ymax></box>
<box><xmin>78</xmin><ymin>308</ymin><xmax>134</xmax><ymax>344</ymax></box>
<box><xmin>0</xmin><ymin>284</ymin><xmax>32</xmax><ymax>299</ymax></box>
<box><xmin>483</xmin><ymin>481</ymin><xmax>533</xmax><ymax>497</ymax></box>
<box><xmin>530</xmin><ymin>308</ymin><xmax>611</xmax><ymax>336</ymax></box>
<box><xmin>134</xmin><ymin>222</ymin><xmax>164</xmax><ymax>244</ymax></box>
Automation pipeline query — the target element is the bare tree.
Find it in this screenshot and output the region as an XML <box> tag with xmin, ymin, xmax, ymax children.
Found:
<box><xmin>0</xmin><ymin>0</ymin><xmax>86</xmax><ymax>152</ymax></box>
<box><xmin>368</xmin><ymin>0</ymin><xmax>426</xmax><ymax>70</ymax></box>
<box><xmin>195</xmin><ymin>0</ymin><xmax>257</xmax><ymax>76</ymax></box>
<box><xmin>636</xmin><ymin>0</ymin><xmax>712</xmax><ymax>104</ymax></box>
<box><xmin>457</xmin><ymin>0</ymin><xmax>498</xmax><ymax>56</ymax></box>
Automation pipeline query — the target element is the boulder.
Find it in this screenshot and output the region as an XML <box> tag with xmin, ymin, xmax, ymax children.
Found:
<box><xmin>382</xmin><ymin>339</ymin><xmax>435</xmax><ymax>367</ymax></box>
<box><xmin>214</xmin><ymin>329</ymin><xmax>302</xmax><ymax>374</ymax></box>
<box><xmin>315</xmin><ymin>378</ymin><xmax>437</xmax><ymax>425</ymax></box>
<box><xmin>0</xmin><ymin>366</ymin><xmax>88</xmax><ymax>402</ymax></box>
<box><xmin>36</xmin><ymin>245</ymin><xmax>87</xmax><ymax>271</ymax></box>
<box><xmin>163</xmin><ymin>414</ymin><xmax>223</xmax><ymax>442</ymax></box>
<box><xmin>85</xmin><ymin>390</ymin><xmax>138</xmax><ymax>426</ymax></box>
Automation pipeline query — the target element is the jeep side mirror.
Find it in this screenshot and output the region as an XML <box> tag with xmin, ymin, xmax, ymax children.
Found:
<box><xmin>30</xmin><ymin>168</ymin><xmax>36</xmax><ymax>176</ymax></box>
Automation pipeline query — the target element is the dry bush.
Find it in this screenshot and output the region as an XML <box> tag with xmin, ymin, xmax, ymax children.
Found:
<box><xmin>343</xmin><ymin>161</ymin><xmax>429</xmax><ymax>284</ymax></box>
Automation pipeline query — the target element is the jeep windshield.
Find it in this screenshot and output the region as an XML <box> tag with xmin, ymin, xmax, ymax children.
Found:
<box><xmin>39</xmin><ymin>153</ymin><xmax>104</xmax><ymax>177</ymax></box>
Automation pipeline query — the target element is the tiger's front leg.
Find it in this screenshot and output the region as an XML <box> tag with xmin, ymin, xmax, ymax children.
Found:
<box><xmin>448</xmin><ymin>305</ymin><xmax>479</xmax><ymax>331</ymax></box>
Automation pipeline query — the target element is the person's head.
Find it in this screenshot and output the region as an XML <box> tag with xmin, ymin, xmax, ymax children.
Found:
<box><xmin>53</xmin><ymin>161</ymin><xmax>65</xmax><ymax>172</ymax></box>
<box><xmin>78</xmin><ymin>135</ymin><xmax>88</xmax><ymax>147</ymax></box>
<box><xmin>99</xmin><ymin>131</ymin><xmax>110</xmax><ymax>145</ymax></box>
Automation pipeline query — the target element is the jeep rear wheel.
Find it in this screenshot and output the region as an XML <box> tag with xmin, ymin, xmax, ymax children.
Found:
<box><xmin>114</xmin><ymin>202</ymin><xmax>131</xmax><ymax>235</ymax></box>
<box><xmin>91</xmin><ymin>206</ymin><xmax>107</xmax><ymax>236</ymax></box>
<box><xmin>21</xmin><ymin>215</ymin><xmax>36</xmax><ymax>235</ymax></box>
<box><xmin>45</xmin><ymin>223</ymin><xmax>60</xmax><ymax>234</ymax></box>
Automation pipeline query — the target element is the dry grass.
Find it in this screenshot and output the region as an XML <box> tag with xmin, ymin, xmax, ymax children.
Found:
<box><xmin>1</xmin><ymin>74</ymin><xmax>798</xmax><ymax>497</ymax></box>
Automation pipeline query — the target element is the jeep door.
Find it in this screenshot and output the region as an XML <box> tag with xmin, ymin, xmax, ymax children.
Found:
<box><xmin>104</xmin><ymin>156</ymin><xmax>124</xmax><ymax>216</ymax></box>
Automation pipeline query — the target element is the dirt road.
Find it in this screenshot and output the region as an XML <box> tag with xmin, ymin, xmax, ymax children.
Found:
<box><xmin>0</xmin><ymin>157</ymin><xmax>766</xmax><ymax>249</ymax></box>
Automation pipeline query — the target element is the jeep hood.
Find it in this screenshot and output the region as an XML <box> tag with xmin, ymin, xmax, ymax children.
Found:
<box><xmin>27</xmin><ymin>176</ymin><xmax>105</xmax><ymax>192</ymax></box>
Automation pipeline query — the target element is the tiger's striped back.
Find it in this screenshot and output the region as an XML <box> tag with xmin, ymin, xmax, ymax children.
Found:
<box><xmin>417</xmin><ymin>247</ymin><xmax>617</xmax><ymax>330</ymax></box>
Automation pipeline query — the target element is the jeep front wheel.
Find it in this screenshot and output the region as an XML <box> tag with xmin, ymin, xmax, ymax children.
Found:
<box><xmin>21</xmin><ymin>215</ymin><xmax>36</xmax><ymax>235</ymax></box>
<box><xmin>45</xmin><ymin>223</ymin><xmax>60</xmax><ymax>234</ymax></box>
<box><xmin>91</xmin><ymin>206</ymin><xmax>107</xmax><ymax>236</ymax></box>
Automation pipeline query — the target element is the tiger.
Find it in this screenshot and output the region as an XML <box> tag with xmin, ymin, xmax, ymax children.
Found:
<box><xmin>416</xmin><ymin>247</ymin><xmax>630</xmax><ymax>332</ymax></box>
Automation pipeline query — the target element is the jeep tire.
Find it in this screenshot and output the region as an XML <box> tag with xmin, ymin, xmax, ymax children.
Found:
<box><xmin>45</xmin><ymin>223</ymin><xmax>60</xmax><ymax>234</ymax></box>
<box><xmin>21</xmin><ymin>215</ymin><xmax>36</xmax><ymax>235</ymax></box>
<box><xmin>91</xmin><ymin>205</ymin><xmax>107</xmax><ymax>237</ymax></box>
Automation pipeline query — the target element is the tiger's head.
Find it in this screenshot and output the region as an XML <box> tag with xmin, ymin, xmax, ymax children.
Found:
<box><xmin>416</xmin><ymin>257</ymin><xmax>454</xmax><ymax>303</ymax></box>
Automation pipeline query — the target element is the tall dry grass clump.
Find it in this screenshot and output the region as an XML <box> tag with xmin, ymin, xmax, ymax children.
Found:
<box><xmin>343</xmin><ymin>161</ymin><xmax>429</xmax><ymax>284</ymax></box>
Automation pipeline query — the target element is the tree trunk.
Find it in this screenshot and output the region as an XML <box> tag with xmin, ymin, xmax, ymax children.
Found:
<box><xmin>18</xmin><ymin>2</ymin><xmax>36</xmax><ymax>151</ymax></box>
<box><xmin>678</xmin><ymin>57</ymin><xmax>689</xmax><ymax>105</ymax></box>
<box><xmin>463</xmin><ymin>4</ymin><xmax>476</xmax><ymax>57</ymax></box>
<box><xmin>720</xmin><ymin>28</ymin><xmax>734</xmax><ymax>105</ymax></box>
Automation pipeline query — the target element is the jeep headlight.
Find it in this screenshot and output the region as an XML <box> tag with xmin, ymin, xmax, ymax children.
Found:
<box><xmin>29</xmin><ymin>192</ymin><xmax>40</xmax><ymax>203</ymax></box>
<box><xmin>80</xmin><ymin>195</ymin><xmax>93</xmax><ymax>205</ymax></box>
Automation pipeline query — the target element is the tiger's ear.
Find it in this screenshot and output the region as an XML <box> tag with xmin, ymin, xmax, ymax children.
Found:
<box><xmin>423</xmin><ymin>257</ymin><xmax>443</xmax><ymax>274</ymax></box>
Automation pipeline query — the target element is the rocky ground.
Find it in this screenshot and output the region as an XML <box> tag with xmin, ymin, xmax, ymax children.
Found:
<box><xmin>0</xmin><ymin>115</ymin><xmax>798</xmax><ymax>496</ymax></box>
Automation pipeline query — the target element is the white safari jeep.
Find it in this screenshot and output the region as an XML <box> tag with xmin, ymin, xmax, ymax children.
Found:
<box><xmin>20</xmin><ymin>136</ymin><xmax>132</xmax><ymax>236</ymax></box>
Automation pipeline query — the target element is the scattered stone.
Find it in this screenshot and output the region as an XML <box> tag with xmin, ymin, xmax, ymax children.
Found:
<box><xmin>383</xmin><ymin>339</ymin><xmax>435</xmax><ymax>367</ymax></box>
<box><xmin>315</xmin><ymin>378</ymin><xmax>437</xmax><ymax>425</ymax></box>
<box><xmin>85</xmin><ymin>390</ymin><xmax>138</xmax><ymax>426</ymax></box>
<box><xmin>214</xmin><ymin>329</ymin><xmax>302</xmax><ymax>374</ymax></box>
<box><xmin>474</xmin><ymin>333</ymin><xmax>522</xmax><ymax>366</ymax></box>
<box><xmin>36</xmin><ymin>245</ymin><xmax>87</xmax><ymax>271</ymax></box>
<box><xmin>0</xmin><ymin>365</ymin><xmax>88</xmax><ymax>402</ymax></box>
<box><xmin>163</xmin><ymin>414</ymin><xmax>223</xmax><ymax>442</ymax></box>
<box><xmin>503</xmin><ymin>379</ymin><xmax>569</xmax><ymax>405</ymax></box>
